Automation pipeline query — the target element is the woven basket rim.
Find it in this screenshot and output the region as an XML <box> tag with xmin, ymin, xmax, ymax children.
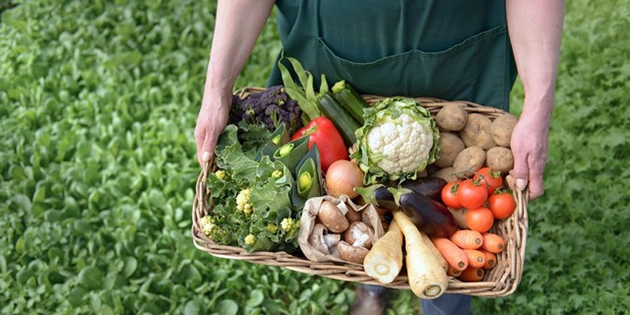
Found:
<box><xmin>191</xmin><ymin>87</ymin><xmax>529</xmax><ymax>297</ymax></box>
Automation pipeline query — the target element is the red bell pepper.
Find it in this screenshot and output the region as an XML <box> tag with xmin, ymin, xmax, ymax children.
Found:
<box><xmin>291</xmin><ymin>116</ymin><xmax>349</xmax><ymax>172</ymax></box>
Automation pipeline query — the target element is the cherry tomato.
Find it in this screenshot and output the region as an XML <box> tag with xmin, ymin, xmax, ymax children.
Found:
<box><xmin>473</xmin><ymin>167</ymin><xmax>503</xmax><ymax>195</ymax></box>
<box><xmin>488</xmin><ymin>192</ymin><xmax>517</xmax><ymax>219</ymax></box>
<box><xmin>441</xmin><ymin>181</ymin><xmax>462</xmax><ymax>209</ymax></box>
<box><xmin>457</xmin><ymin>179</ymin><xmax>488</xmax><ymax>210</ymax></box>
<box><xmin>465</xmin><ymin>207</ymin><xmax>495</xmax><ymax>233</ymax></box>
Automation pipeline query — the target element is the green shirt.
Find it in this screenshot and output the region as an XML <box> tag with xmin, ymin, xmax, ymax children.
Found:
<box><xmin>267</xmin><ymin>0</ymin><xmax>517</xmax><ymax>110</ymax></box>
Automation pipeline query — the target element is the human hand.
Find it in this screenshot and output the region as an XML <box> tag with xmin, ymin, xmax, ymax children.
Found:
<box><xmin>194</xmin><ymin>91</ymin><xmax>232</xmax><ymax>166</ymax></box>
<box><xmin>509</xmin><ymin>108</ymin><xmax>552</xmax><ymax>199</ymax></box>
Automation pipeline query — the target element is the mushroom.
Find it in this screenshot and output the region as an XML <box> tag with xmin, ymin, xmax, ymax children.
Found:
<box><xmin>309</xmin><ymin>223</ymin><xmax>341</xmax><ymax>254</ymax></box>
<box><xmin>318</xmin><ymin>200</ymin><xmax>350</xmax><ymax>233</ymax></box>
<box><xmin>345</xmin><ymin>206</ymin><xmax>362</xmax><ymax>223</ymax></box>
<box><xmin>343</xmin><ymin>221</ymin><xmax>375</xmax><ymax>249</ymax></box>
<box><xmin>337</xmin><ymin>241</ymin><xmax>370</xmax><ymax>264</ymax></box>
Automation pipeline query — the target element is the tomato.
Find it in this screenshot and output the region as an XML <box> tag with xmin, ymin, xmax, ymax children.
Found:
<box><xmin>473</xmin><ymin>167</ymin><xmax>503</xmax><ymax>195</ymax></box>
<box><xmin>457</xmin><ymin>179</ymin><xmax>488</xmax><ymax>210</ymax></box>
<box><xmin>488</xmin><ymin>192</ymin><xmax>517</xmax><ymax>219</ymax></box>
<box><xmin>441</xmin><ymin>181</ymin><xmax>462</xmax><ymax>209</ymax></box>
<box><xmin>465</xmin><ymin>207</ymin><xmax>495</xmax><ymax>233</ymax></box>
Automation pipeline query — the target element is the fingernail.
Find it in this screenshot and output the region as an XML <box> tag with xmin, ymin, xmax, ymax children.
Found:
<box><xmin>516</xmin><ymin>179</ymin><xmax>527</xmax><ymax>191</ymax></box>
<box><xmin>202</xmin><ymin>151</ymin><xmax>211</xmax><ymax>162</ymax></box>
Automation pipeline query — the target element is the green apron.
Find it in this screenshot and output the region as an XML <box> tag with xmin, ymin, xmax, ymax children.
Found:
<box><xmin>267</xmin><ymin>0</ymin><xmax>517</xmax><ymax>111</ymax></box>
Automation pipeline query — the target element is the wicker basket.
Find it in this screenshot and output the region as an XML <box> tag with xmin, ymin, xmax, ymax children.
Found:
<box><xmin>191</xmin><ymin>87</ymin><xmax>529</xmax><ymax>297</ymax></box>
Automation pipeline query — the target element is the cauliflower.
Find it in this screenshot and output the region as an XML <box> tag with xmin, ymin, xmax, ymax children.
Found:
<box><xmin>352</xmin><ymin>97</ymin><xmax>440</xmax><ymax>184</ymax></box>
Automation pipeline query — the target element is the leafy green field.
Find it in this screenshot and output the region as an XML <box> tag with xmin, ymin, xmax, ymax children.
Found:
<box><xmin>1</xmin><ymin>1</ymin><xmax>629</xmax><ymax>314</ymax></box>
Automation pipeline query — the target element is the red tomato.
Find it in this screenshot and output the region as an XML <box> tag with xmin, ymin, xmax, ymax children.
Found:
<box><xmin>441</xmin><ymin>181</ymin><xmax>462</xmax><ymax>209</ymax></box>
<box><xmin>473</xmin><ymin>167</ymin><xmax>503</xmax><ymax>195</ymax></box>
<box><xmin>465</xmin><ymin>207</ymin><xmax>495</xmax><ymax>233</ymax></box>
<box><xmin>457</xmin><ymin>179</ymin><xmax>488</xmax><ymax>210</ymax></box>
<box><xmin>488</xmin><ymin>192</ymin><xmax>517</xmax><ymax>219</ymax></box>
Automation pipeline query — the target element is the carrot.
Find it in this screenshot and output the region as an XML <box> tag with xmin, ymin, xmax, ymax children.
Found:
<box><xmin>481</xmin><ymin>232</ymin><xmax>505</xmax><ymax>253</ymax></box>
<box><xmin>449</xmin><ymin>230</ymin><xmax>483</xmax><ymax>249</ymax></box>
<box><xmin>463</xmin><ymin>249</ymin><xmax>486</xmax><ymax>268</ymax></box>
<box><xmin>458</xmin><ymin>267</ymin><xmax>485</xmax><ymax>282</ymax></box>
<box><xmin>447</xmin><ymin>265</ymin><xmax>462</xmax><ymax>277</ymax></box>
<box><xmin>481</xmin><ymin>250</ymin><xmax>497</xmax><ymax>270</ymax></box>
<box><xmin>363</xmin><ymin>219</ymin><xmax>404</xmax><ymax>284</ymax></box>
<box><xmin>392</xmin><ymin>210</ymin><xmax>449</xmax><ymax>299</ymax></box>
<box><xmin>431</xmin><ymin>237</ymin><xmax>469</xmax><ymax>271</ymax></box>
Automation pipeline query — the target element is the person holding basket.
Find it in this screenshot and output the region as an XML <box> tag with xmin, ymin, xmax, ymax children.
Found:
<box><xmin>194</xmin><ymin>1</ymin><xmax>565</xmax><ymax>314</ymax></box>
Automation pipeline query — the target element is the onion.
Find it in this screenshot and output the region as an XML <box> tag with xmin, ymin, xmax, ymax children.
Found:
<box><xmin>325</xmin><ymin>160</ymin><xmax>364</xmax><ymax>198</ymax></box>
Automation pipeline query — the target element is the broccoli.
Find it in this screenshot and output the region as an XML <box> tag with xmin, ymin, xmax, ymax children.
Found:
<box><xmin>229</xmin><ymin>85</ymin><xmax>303</xmax><ymax>135</ymax></box>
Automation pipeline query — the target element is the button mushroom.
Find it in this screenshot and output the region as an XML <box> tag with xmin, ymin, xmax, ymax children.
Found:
<box><xmin>345</xmin><ymin>206</ymin><xmax>362</xmax><ymax>223</ymax></box>
<box><xmin>309</xmin><ymin>223</ymin><xmax>341</xmax><ymax>254</ymax></box>
<box><xmin>337</xmin><ymin>241</ymin><xmax>370</xmax><ymax>264</ymax></box>
<box><xmin>318</xmin><ymin>200</ymin><xmax>349</xmax><ymax>233</ymax></box>
<box><xmin>344</xmin><ymin>221</ymin><xmax>375</xmax><ymax>249</ymax></box>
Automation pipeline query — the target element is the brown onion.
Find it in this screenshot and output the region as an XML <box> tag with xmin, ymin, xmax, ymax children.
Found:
<box><xmin>325</xmin><ymin>160</ymin><xmax>364</xmax><ymax>199</ymax></box>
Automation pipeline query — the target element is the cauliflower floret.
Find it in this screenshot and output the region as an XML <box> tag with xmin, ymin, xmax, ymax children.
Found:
<box><xmin>280</xmin><ymin>217</ymin><xmax>296</xmax><ymax>232</ymax></box>
<box><xmin>244</xmin><ymin>234</ymin><xmax>256</xmax><ymax>246</ymax></box>
<box><xmin>366</xmin><ymin>113</ymin><xmax>433</xmax><ymax>174</ymax></box>
<box><xmin>271</xmin><ymin>169</ymin><xmax>283</xmax><ymax>179</ymax></box>
<box><xmin>199</xmin><ymin>216</ymin><xmax>215</xmax><ymax>236</ymax></box>
<box><xmin>236</xmin><ymin>188</ymin><xmax>253</xmax><ymax>215</ymax></box>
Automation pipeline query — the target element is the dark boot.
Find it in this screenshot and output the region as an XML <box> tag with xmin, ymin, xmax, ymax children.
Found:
<box><xmin>349</xmin><ymin>285</ymin><xmax>387</xmax><ymax>315</ymax></box>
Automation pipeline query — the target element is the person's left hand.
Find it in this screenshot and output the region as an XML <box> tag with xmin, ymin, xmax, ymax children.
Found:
<box><xmin>509</xmin><ymin>104</ymin><xmax>552</xmax><ymax>200</ymax></box>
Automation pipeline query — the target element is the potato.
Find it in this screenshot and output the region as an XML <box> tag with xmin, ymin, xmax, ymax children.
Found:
<box><xmin>490</xmin><ymin>113</ymin><xmax>519</xmax><ymax>148</ymax></box>
<box><xmin>435</xmin><ymin>103</ymin><xmax>468</xmax><ymax>131</ymax></box>
<box><xmin>486</xmin><ymin>147</ymin><xmax>514</xmax><ymax>173</ymax></box>
<box><xmin>434</xmin><ymin>132</ymin><xmax>465</xmax><ymax>168</ymax></box>
<box><xmin>459</xmin><ymin>114</ymin><xmax>496</xmax><ymax>150</ymax></box>
<box><xmin>452</xmin><ymin>146</ymin><xmax>486</xmax><ymax>178</ymax></box>
<box><xmin>432</xmin><ymin>167</ymin><xmax>458</xmax><ymax>183</ymax></box>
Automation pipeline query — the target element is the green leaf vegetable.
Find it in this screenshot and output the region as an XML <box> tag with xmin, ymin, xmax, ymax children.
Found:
<box><xmin>202</xmin><ymin>122</ymin><xmax>320</xmax><ymax>253</ymax></box>
<box><xmin>352</xmin><ymin>97</ymin><xmax>440</xmax><ymax>184</ymax></box>
<box><xmin>278</xmin><ymin>56</ymin><xmax>329</xmax><ymax>124</ymax></box>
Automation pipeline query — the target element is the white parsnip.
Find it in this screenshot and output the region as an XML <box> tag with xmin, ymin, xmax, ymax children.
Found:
<box><xmin>363</xmin><ymin>219</ymin><xmax>404</xmax><ymax>284</ymax></box>
<box><xmin>392</xmin><ymin>210</ymin><xmax>449</xmax><ymax>299</ymax></box>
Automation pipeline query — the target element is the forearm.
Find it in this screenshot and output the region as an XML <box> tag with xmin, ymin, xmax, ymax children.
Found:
<box><xmin>506</xmin><ymin>0</ymin><xmax>565</xmax><ymax>125</ymax></box>
<box><xmin>205</xmin><ymin>0</ymin><xmax>275</xmax><ymax>97</ymax></box>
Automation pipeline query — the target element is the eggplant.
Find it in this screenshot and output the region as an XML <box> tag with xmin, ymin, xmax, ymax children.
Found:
<box><xmin>400</xmin><ymin>176</ymin><xmax>447</xmax><ymax>201</ymax></box>
<box><xmin>354</xmin><ymin>184</ymin><xmax>397</xmax><ymax>211</ymax></box>
<box><xmin>389</xmin><ymin>188</ymin><xmax>457</xmax><ymax>238</ymax></box>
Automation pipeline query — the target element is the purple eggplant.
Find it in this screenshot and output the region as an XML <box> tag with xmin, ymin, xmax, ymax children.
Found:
<box><xmin>389</xmin><ymin>187</ymin><xmax>457</xmax><ymax>238</ymax></box>
<box><xmin>400</xmin><ymin>176</ymin><xmax>447</xmax><ymax>201</ymax></box>
<box><xmin>354</xmin><ymin>184</ymin><xmax>397</xmax><ymax>211</ymax></box>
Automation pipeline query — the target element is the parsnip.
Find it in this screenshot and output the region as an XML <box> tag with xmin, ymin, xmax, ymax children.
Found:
<box><xmin>392</xmin><ymin>210</ymin><xmax>449</xmax><ymax>299</ymax></box>
<box><xmin>363</xmin><ymin>219</ymin><xmax>404</xmax><ymax>284</ymax></box>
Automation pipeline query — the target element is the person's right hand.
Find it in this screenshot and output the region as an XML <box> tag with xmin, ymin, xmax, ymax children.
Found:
<box><xmin>194</xmin><ymin>90</ymin><xmax>232</xmax><ymax>166</ymax></box>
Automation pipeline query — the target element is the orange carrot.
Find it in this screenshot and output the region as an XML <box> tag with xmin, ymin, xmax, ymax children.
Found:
<box><xmin>431</xmin><ymin>237</ymin><xmax>469</xmax><ymax>271</ymax></box>
<box><xmin>447</xmin><ymin>265</ymin><xmax>462</xmax><ymax>277</ymax></box>
<box><xmin>481</xmin><ymin>250</ymin><xmax>497</xmax><ymax>270</ymax></box>
<box><xmin>449</xmin><ymin>230</ymin><xmax>483</xmax><ymax>249</ymax></box>
<box><xmin>481</xmin><ymin>233</ymin><xmax>505</xmax><ymax>253</ymax></box>
<box><xmin>458</xmin><ymin>267</ymin><xmax>485</xmax><ymax>282</ymax></box>
<box><xmin>463</xmin><ymin>249</ymin><xmax>486</xmax><ymax>268</ymax></box>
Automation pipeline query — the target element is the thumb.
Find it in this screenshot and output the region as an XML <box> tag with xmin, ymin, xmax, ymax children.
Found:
<box><xmin>199</xmin><ymin>134</ymin><xmax>217</xmax><ymax>166</ymax></box>
<box><xmin>511</xmin><ymin>153</ymin><xmax>529</xmax><ymax>191</ymax></box>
